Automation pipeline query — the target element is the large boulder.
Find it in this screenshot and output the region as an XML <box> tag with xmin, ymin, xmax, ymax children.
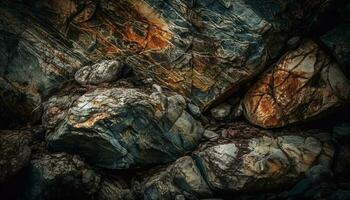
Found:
<box><xmin>0</xmin><ymin>130</ymin><xmax>32</xmax><ymax>183</ymax></box>
<box><xmin>193</xmin><ymin>124</ymin><xmax>334</xmax><ymax>192</ymax></box>
<box><xmin>44</xmin><ymin>87</ymin><xmax>204</xmax><ymax>169</ymax></box>
<box><xmin>243</xmin><ymin>40</ymin><xmax>350</xmax><ymax>128</ymax></box>
<box><xmin>24</xmin><ymin>153</ymin><xmax>101</xmax><ymax>200</ymax></box>
<box><xmin>140</xmin><ymin>123</ymin><xmax>334</xmax><ymax>199</ymax></box>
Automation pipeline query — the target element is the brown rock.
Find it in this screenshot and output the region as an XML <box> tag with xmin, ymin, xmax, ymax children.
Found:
<box><xmin>243</xmin><ymin>41</ymin><xmax>350</xmax><ymax>128</ymax></box>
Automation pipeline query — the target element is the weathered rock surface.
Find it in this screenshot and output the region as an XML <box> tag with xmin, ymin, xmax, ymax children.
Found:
<box><xmin>321</xmin><ymin>24</ymin><xmax>350</xmax><ymax>76</ymax></box>
<box><xmin>75</xmin><ymin>60</ymin><xmax>125</xmax><ymax>85</ymax></box>
<box><xmin>193</xmin><ymin>126</ymin><xmax>333</xmax><ymax>192</ymax></box>
<box><xmin>44</xmin><ymin>87</ymin><xmax>204</xmax><ymax>169</ymax></box>
<box><xmin>24</xmin><ymin>153</ymin><xmax>101</xmax><ymax>200</ymax></box>
<box><xmin>0</xmin><ymin>130</ymin><xmax>32</xmax><ymax>183</ymax></box>
<box><xmin>0</xmin><ymin>2</ymin><xmax>89</xmax><ymax>125</ymax></box>
<box><xmin>243</xmin><ymin>40</ymin><xmax>350</xmax><ymax>128</ymax></box>
<box><xmin>140</xmin><ymin>123</ymin><xmax>334</xmax><ymax>199</ymax></box>
<box><xmin>0</xmin><ymin>0</ymin><xmax>332</xmax><ymax>123</ymax></box>
<box><xmin>142</xmin><ymin>156</ymin><xmax>212</xmax><ymax>200</ymax></box>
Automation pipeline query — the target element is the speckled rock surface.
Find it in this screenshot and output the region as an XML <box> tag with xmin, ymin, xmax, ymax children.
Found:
<box><xmin>0</xmin><ymin>130</ymin><xmax>32</xmax><ymax>183</ymax></box>
<box><xmin>24</xmin><ymin>153</ymin><xmax>101</xmax><ymax>200</ymax></box>
<box><xmin>243</xmin><ymin>40</ymin><xmax>350</xmax><ymax>128</ymax></box>
<box><xmin>44</xmin><ymin>87</ymin><xmax>204</xmax><ymax>169</ymax></box>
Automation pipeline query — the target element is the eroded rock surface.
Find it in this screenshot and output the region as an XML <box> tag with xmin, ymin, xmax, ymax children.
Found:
<box><xmin>44</xmin><ymin>87</ymin><xmax>204</xmax><ymax>169</ymax></box>
<box><xmin>0</xmin><ymin>130</ymin><xmax>32</xmax><ymax>183</ymax></box>
<box><xmin>243</xmin><ymin>40</ymin><xmax>350</xmax><ymax>128</ymax></box>
<box><xmin>140</xmin><ymin>123</ymin><xmax>334</xmax><ymax>199</ymax></box>
<box><xmin>0</xmin><ymin>0</ymin><xmax>332</xmax><ymax>123</ymax></box>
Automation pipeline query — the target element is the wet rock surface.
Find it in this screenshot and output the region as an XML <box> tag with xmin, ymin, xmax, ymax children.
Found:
<box><xmin>243</xmin><ymin>40</ymin><xmax>350</xmax><ymax>128</ymax></box>
<box><xmin>0</xmin><ymin>0</ymin><xmax>350</xmax><ymax>200</ymax></box>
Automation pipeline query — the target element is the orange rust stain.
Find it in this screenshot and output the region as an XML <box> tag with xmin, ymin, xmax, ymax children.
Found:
<box><xmin>277</xmin><ymin>75</ymin><xmax>301</xmax><ymax>97</ymax></box>
<box><xmin>265</xmin><ymin>159</ymin><xmax>283</xmax><ymax>176</ymax></box>
<box><xmin>73</xmin><ymin>113</ymin><xmax>109</xmax><ymax>128</ymax></box>
<box><xmin>192</xmin><ymin>70</ymin><xmax>215</xmax><ymax>92</ymax></box>
<box><xmin>124</xmin><ymin>25</ymin><xmax>171</xmax><ymax>50</ymax></box>
<box><xmin>259</xmin><ymin>97</ymin><xmax>273</xmax><ymax>116</ymax></box>
<box><xmin>273</xmin><ymin>70</ymin><xmax>289</xmax><ymax>87</ymax></box>
<box><xmin>263</xmin><ymin>115</ymin><xmax>279</xmax><ymax>128</ymax></box>
<box><xmin>257</xmin><ymin>96</ymin><xmax>279</xmax><ymax>127</ymax></box>
<box><xmin>123</xmin><ymin>0</ymin><xmax>172</xmax><ymax>50</ymax></box>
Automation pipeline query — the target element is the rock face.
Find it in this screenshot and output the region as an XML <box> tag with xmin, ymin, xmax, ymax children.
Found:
<box><xmin>44</xmin><ymin>88</ymin><xmax>204</xmax><ymax>169</ymax></box>
<box><xmin>321</xmin><ymin>24</ymin><xmax>350</xmax><ymax>76</ymax></box>
<box><xmin>140</xmin><ymin>123</ymin><xmax>334</xmax><ymax>199</ymax></box>
<box><xmin>0</xmin><ymin>130</ymin><xmax>32</xmax><ymax>183</ymax></box>
<box><xmin>75</xmin><ymin>60</ymin><xmax>125</xmax><ymax>85</ymax></box>
<box><xmin>0</xmin><ymin>0</ymin><xmax>331</xmax><ymax>124</ymax></box>
<box><xmin>24</xmin><ymin>153</ymin><xmax>101</xmax><ymax>200</ymax></box>
<box><xmin>243</xmin><ymin>41</ymin><xmax>350</xmax><ymax>128</ymax></box>
<box><xmin>0</xmin><ymin>3</ymin><xmax>88</xmax><ymax>125</ymax></box>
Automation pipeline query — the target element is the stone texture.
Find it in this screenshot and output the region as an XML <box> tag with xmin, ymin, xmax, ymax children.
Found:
<box><xmin>193</xmin><ymin>123</ymin><xmax>334</xmax><ymax>192</ymax></box>
<box><xmin>321</xmin><ymin>24</ymin><xmax>350</xmax><ymax>76</ymax></box>
<box><xmin>243</xmin><ymin>40</ymin><xmax>350</xmax><ymax>128</ymax></box>
<box><xmin>142</xmin><ymin>156</ymin><xmax>212</xmax><ymax>200</ymax></box>
<box><xmin>44</xmin><ymin>87</ymin><xmax>204</xmax><ymax>169</ymax></box>
<box><xmin>0</xmin><ymin>2</ymin><xmax>89</xmax><ymax>125</ymax></box>
<box><xmin>140</xmin><ymin>123</ymin><xmax>334</xmax><ymax>199</ymax></box>
<box><xmin>210</xmin><ymin>103</ymin><xmax>233</xmax><ymax>121</ymax></box>
<box><xmin>0</xmin><ymin>130</ymin><xmax>32</xmax><ymax>183</ymax></box>
<box><xmin>97</xmin><ymin>179</ymin><xmax>135</xmax><ymax>200</ymax></box>
<box><xmin>75</xmin><ymin>59</ymin><xmax>125</xmax><ymax>85</ymax></box>
<box><xmin>0</xmin><ymin>0</ymin><xmax>332</xmax><ymax>122</ymax></box>
<box><xmin>24</xmin><ymin>153</ymin><xmax>101</xmax><ymax>200</ymax></box>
